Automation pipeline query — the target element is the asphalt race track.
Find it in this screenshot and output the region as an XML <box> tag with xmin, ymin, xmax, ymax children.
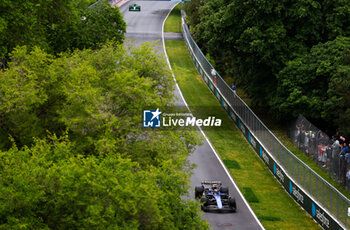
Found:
<box><xmin>120</xmin><ymin>1</ymin><xmax>264</xmax><ymax>229</ymax></box>
<box><xmin>121</xmin><ymin>0</ymin><xmax>171</xmax><ymax>45</ymax></box>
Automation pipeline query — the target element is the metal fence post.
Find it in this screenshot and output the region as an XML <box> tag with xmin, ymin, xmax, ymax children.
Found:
<box><xmin>303</xmin><ymin>165</ymin><xmax>306</xmax><ymax>188</ymax></box>
<box><xmin>298</xmin><ymin>159</ymin><xmax>300</xmax><ymax>184</ymax></box>
<box><xmin>338</xmin><ymin>193</ymin><xmax>340</xmax><ymax>219</ymax></box>
<box><xmin>309</xmin><ymin>169</ymin><xmax>312</xmax><ymax>195</ymax></box>
<box><xmin>316</xmin><ymin>175</ymin><xmax>318</xmax><ymax>200</ymax></box>
<box><xmin>330</xmin><ymin>189</ymin><xmax>332</xmax><ymax>216</ymax></box>
<box><xmin>292</xmin><ymin>156</ymin><xmax>294</xmax><ymax>177</ymax></box>
<box><xmin>323</xmin><ymin>181</ymin><xmax>325</xmax><ymax>206</ymax></box>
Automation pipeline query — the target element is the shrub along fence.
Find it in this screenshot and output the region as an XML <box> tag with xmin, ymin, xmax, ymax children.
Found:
<box><xmin>181</xmin><ymin>10</ymin><xmax>349</xmax><ymax>229</ymax></box>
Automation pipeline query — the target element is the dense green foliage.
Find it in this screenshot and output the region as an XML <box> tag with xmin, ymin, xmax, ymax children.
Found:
<box><xmin>0</xmin><ymin>1</ymin><xmax>210</xmax><ymax>228</ymax></box>
<box><xmin>0</xmin><ymin>135</ymin><xmax>207</xmax><ymax>229</ymax></box>
<box><xmin>0</xmin><ymin>42</ymin><xmax>178</xmax><ymax>153</ymax></box>
<box><xmin>0</xmin><ymin>43</ymin><xmax>208</xmax><ymax>229</ymax></box>
<box><xmin>272</xmin><ymin>37</ymin><xmax>350</xmax><ymax>135</ymax></box>
<box><xmin>0</xmin><ymin>0</ymin><xmax>126</xmax><ymax>67</ymax></box>
<box><xmin>184</xmin><ymin>0</ymin><xmax>350</xmax><ymax>134</ymax></box>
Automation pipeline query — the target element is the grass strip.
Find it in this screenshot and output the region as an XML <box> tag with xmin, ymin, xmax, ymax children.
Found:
<box><xmin>164</xmin><ymin>3</ymin><xmax>181</xmax><ymax>33</ymax></box>
<box><xmin>243</xmin><ymin>187</ymin><xmax>260</xmax><ymax>203</ymax></box>
<box><xmin>259</xmin><ymin>216</ymin><xmax>283</xmax><ymax>222</ymax></box>
<box><xmin>223</xmin><ymin>159</ymin><xmax>241</xmax><ymax>169</ymax></box>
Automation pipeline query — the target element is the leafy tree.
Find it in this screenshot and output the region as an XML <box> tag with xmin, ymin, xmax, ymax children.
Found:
<box><xmin>183</xmin><ymin>0</ymin><xmax>202</xmax><ymax>31</ymax></box>
<box><xmin>0</xmin><ymin>135</ymin><xmax>209</xmax><ymax>229</ymax></box>
<box><xmin>0</xmin><ymin>0</ymin><xmax>48</xmax><ymax>68</ymax></box>
<box><xmin>0</xmin><ymin>41</ymin><xmax>208</xmax><ymax>229</ymax></box>
<box><xmin>0</xmin><ymin>0</ymin><xmax>125</xmax><ymax>67</ymax></box>
<box><xmin>184</xmin><ymin>0</ymin><xmax>350</xmax><ymax>108</ymax></box>
<box><xmin>0</xmin><ymin>46</ymin><xmax>54</xmax><ymax>149</ymax></box>
<box><xmin>0</xmin><ymin>42</ymin><xmax>200</xmax><ymax>167</ymax></box>
<box><xmin>67</xmin><ymin>0</ymin><xmax>126</xmax><ymax>51</ymax></box>
<box><xmin>271</xmin><ymin>36</ymin><xmax>350</xmax><ymax>135</ymax></box>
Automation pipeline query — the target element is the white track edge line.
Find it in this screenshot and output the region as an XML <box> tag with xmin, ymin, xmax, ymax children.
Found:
<box><xmin>161</xmin><ymin>4</ymin><xmax>265</xmax><ymax>230</ymax></box>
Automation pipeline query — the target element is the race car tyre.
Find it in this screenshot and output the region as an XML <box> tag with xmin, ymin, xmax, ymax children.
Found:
<box><xmin>200</xmin><ymin>197</ymin><xmax>208</xmax><ymax>212</ymax></box>
<box><xmin>220</xmin><ymin>186</ymin><xmax>229</xmax><ymax>194</ymax></box>
<box><xmin>195</xmin><ymin>186</ymin><xmax>204</xmax><ymax>199</ymax></box>
<box><xmin>229</xmin><ymin>197</ymin><xmax>236</xmax><ymax>211</ymax></box>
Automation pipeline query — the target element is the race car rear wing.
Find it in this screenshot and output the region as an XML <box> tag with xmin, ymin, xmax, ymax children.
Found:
<box><xmin>201</xmin><ymin>180</ymin><xmax>222</xmax><ymax>186</ymax></box>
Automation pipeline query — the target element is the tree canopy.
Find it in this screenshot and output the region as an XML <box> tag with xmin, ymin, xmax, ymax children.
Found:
<box><xmin>0</xmin><ymin>1</ymin><xmax>210</xmax><ymax>228</ymax></box>
<box><xmin>0</xmin><ymin>135</ymin><xmax>207</xmax><ymax>229</ymax></box>
<box><xmin>271</xmin><ymin>36</ymin><xmax>350</xmax><ymax>134</ymax></box>
<box><xmin>0</xmin><ymin>42</ymin><xmax>183</xmax><ymax>155</ymax></box>
<box><xmin>0</xmin><ymin>42</ymin><xmax>208</xmax><ymax>228</ymax></box>
<box><xmin>0</xmin><ymin>0</ymin><xmax>126</xmax><ymax>67</ymax></box>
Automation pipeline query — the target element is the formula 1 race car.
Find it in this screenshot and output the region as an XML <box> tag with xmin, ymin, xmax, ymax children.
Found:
<box><xmin>195</xmin><ymin>181</ymin><xmax>236</xmax><ymax>212</ymax></box>
<box><xmin>129</xmin><ymin>4</ymin><xmax>141</xmax><ymax>11</ymax></box>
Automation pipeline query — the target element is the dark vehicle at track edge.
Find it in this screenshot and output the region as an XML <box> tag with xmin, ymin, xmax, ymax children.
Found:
<box><xmin>195</xmin><ymin>181</ymin><xmax>236</xmax><ymax>212</ymax></box>
<box><xmin>129</xmin><ymin>3</ymin><xmax>141</xmax><ymax>11</ymax></box>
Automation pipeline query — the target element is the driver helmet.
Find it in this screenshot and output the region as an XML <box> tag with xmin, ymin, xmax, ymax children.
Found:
<box><xmin>212</xmin><ymin>184</ymin><xmax>217</xmax><ymax>190</ymax></box>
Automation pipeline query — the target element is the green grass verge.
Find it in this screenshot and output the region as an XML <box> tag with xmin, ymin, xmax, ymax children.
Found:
<box><xmin>243</xmin><ymin>187</ymin><xmax>260</xmax><ymax>203</ymax></box>
<box><xmin>223</xmin><ymin>159</ymin><xmax>241</xmax><ymax>169</ymax></box>
<box><xmin>164</xmin><ymin>3</ymin><xmax>181</xmax><ymax>33</ymax></box>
